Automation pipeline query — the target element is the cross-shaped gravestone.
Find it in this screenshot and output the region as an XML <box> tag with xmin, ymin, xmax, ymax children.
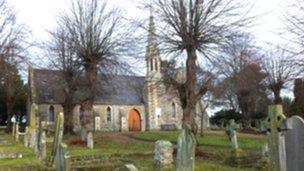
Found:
<box><xmin>50</xmin><ymin>112</ymin><xmax>64</xmax><ymax>166</ymax></box>
<box><xmin>284</xmin><ymin>116</ymin><xmax>304</xmax><ymax>171</ymax></box>
<box><xmin>266</xmin><ymin>105</ymin><xmax>287</xmax><ymax>171</ymax></box>
<box><xmin>225</xmin><ymin>119</ymin><xmax>239</xmax><ymax>150</ymax></box>
<box><xmin>176</xmin><ymin>124</ymin><xmax>196</xmax><ymax>171</ymax></box>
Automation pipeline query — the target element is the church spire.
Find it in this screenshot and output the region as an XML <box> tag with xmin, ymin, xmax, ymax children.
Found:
<box><xmin>145</xmin><ymin>13</ymin><xmax>159</xmax><ymax>60</ymax></box>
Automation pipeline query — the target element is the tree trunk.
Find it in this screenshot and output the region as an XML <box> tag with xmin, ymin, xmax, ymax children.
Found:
<box><xmin>80</xmin><ymin>63</ymin><xmax>97</xmax><ymax>140</ymax></box>
<box><xmin>181</xmin><ymin>48</ymin><xmax>199</xmax><ymax>135</ymax></box>
<box><xmin>63</xmin><ymin>101</ymin><xmax>76</xmax><ymax>134</ymax></box>
<box><xmin>63</xmin><ymin>75</ymin><xmax>77</xmax><ymax>134</ymax></box>
<box><xmin>273</xmin><ymin>89</ymin><xmax>282</xmax><ymax>105</ymax></box>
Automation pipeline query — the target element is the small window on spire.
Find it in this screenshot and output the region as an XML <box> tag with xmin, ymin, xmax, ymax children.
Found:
<box><xmin>150</xmin><ymin>59</ymin><xmax>154</xmax><ymax>71</ymax></box>
<box><xmin>155</xmin><ymin>59</ymin><xmax>158</xmax><ymax>71</ymax></box>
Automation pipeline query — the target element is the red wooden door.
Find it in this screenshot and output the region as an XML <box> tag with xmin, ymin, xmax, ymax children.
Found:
<box><xmin>128</xmin><ymin>109</ymin><xmax>141</xmax><ymax>131</ymax></box>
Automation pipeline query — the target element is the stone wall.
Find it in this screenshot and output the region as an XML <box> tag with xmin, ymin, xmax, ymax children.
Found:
<box><xmin>37</xmin><ymin>104</ymin><xmax>146</xmax><ymax>132</ymax></box>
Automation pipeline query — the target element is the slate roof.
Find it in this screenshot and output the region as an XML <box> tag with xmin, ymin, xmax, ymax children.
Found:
<box><xmin>33</xmin><ymin>69</ymin><xmax>145</xmax><ymax>105</ymax></box>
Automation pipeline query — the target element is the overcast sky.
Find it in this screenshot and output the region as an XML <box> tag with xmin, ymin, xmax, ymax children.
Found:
<box><xmin>7</xmin><ymin>0</ymin><xmax>293</xmax><ymax>113</ymax></box>
<box><xmin>9</xmin><ymin>0</ymin><xmax>289</xmax><ymax>42</ymax></box>
<box><xmin>7</xmin><ymin>0</ymin><xmax>291</xmax><ymax>78</ymax></box>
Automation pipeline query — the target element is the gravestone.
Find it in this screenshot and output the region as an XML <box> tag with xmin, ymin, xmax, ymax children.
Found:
<box><xmin>50</xmin><ymin>112</ymin><xmax>64</xmax><ymax>166</ymax></box>
<box><xmin>54</xmin><ymin>143</ymin><xmax>69</xmax><ymax>171</ymax></box>
<box><xmin>15</xmin><ymin>122</ymin><xmax>19</xmax><ymax>141</ymax></box>
<box><xmin>121</xmin><ymin>116</ymin><xmax>128</xmax><ymax>132</ymax></box>
<box><xmin>23</xmin><ymin>127</ymin><xmax>29</xmax><ymax>147</ymax></box>
<box><xmin>267</xmin><ymin>105</ymin><xmax>286</xmax><ymax>171</ymax></box>
<box><xmin>225</xmin><ymin>119</ymin><xmax>239</xmax><ymax>150</ymax></box>
<box><xmin>154</xmin><ymin>140</ymin><xmax>173</xmax><ymax>168</ymax></box>
<box><xmin>28</xmin><ymin>65</ymin><xmax>38</xmax><ymax>149</ymax></box>
<box><xmin>176</xmin><ymin>125</ymin><xmax>196</xmax><ymax>171</ymax></box>
<box><xmin>284</xmin><ymin>116</ymin><xmax>304</xmax><ymax>171</ymax></box>
<box><xmin>117</xmin><ymin>164</ymin><xmax>139</xmax><ymax>171</ymax></box>
<box><xmin>87</xmin><ymin>132</ymin><xmax>94</xmax><ymax>149</ymax></box>
<box><xmin>37</xmin><ymin>130</ymin><xmax>47</xmax><ymax>160</ymax></box>
<box><xmin>95</xmin><ymin>117</ymin><xmax>101</xmax><ymax>131</ymax></box>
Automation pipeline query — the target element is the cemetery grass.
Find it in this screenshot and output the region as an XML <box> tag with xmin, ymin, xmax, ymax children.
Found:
<box><xmin>0</xmin><ymin>131</ymin><xmax>40</xmax><ymax>169</ymax></box>
<box><xmin>131</xmin><ymin>130</ymin><xmax>266</xmax><ymax>148</ymax></box>
<box><xmin>57</xmin><ymin>131</ymin><xmax>266</xmax><ymax>170</ymax></box>
<box><xmin>0</xmin><ymin>130</ymin><xmax>265</xmax><ymax>170</ymax></box>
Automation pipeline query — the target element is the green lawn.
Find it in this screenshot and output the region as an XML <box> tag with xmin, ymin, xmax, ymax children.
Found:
<box><xmin>132</xmin><ymin>131</ymin><xmax>266</xmax><ymax>148</ymax></box>
<box><xmin>0</xmin><ymin>130</ymin><xmax>266</xmax><ymax>171</ymax></box>
<box><xmin>0</xmin><ymin>131</ymin><xmax>41</xmax><ymax>170</ymax></box>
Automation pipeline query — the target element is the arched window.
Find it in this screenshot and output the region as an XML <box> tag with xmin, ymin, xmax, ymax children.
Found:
<box><xmin>79</xmin><ymin>106</ymin><xmax>84</xmax><ymax>121</ymax></box>
<box><xmin>49</xmin><ymin>105</ymin><xmax>55</xmax><ymax>122</ymax></box>
<box><xmin>106</xmin><ymin>107</ymin><xmax>112</xmax><ymax>122</ymax></box>
<box><xmin>155</xmin><ymin>59</ymin><xmax>158</xmax><ymax>71</ymax></box>
<box><xmin>150</xmin><ymin>59</ymin><xmax>154</xmax><ymax>71</ymax></box>
<box><xmin>172</xmin><ymin>102</ymin><xmax>176</xmax><ymax>118</ymax></box>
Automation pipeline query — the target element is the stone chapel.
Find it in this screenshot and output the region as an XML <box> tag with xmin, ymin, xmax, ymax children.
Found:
<box><xmin>28</xmin><ymin>15</ymin><xmax>208</xmax><ymax>132</ymax></box>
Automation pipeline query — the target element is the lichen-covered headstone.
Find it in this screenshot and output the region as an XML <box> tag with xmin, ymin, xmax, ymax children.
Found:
<box><xmin>267</xmin><ymin>105</ymin><xmax>286</xmax><ymax>171</ymax></box>
<box><xmin>50</xmin><ymin>112</ymin><xmax>64</xmax><ymax>166</ymax></box>
<box><xmin>284</xmin><ymin>116</ymin><xmax>304</xmax><ymax>171</ymax></box>
<box><xmin>38</xmin><ymin>131</ymin><xmax>47</xmax><ymax>160</ymax></box>
<box><xmin>154</xmin><ymin>140</ymin><xmax>173</xmax><ymax>168</ymax></box>
<box><xmin>23</xmin><ymin>127</ymin><xmax>29</xmax><ymax>147</ymax></box>
<box><xmin>225</xmin><ymin>119</ymin><xmax>239</xmax><ymax>150</ymax></box>
<box><xmin>87</xmin><ymin>131</ymin><xmax>94</xmax><ymax>149</ymax></box>
<box><xmin>176</xmin><ymin>125</ymin><xmax>196</xmax><ymax>171</ymax></box>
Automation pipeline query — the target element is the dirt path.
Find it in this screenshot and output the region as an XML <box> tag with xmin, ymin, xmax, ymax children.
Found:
<box><xmin>94</xmin><ymin>132</ymin><xmax>155</xmax><ymax>145</ymax></box>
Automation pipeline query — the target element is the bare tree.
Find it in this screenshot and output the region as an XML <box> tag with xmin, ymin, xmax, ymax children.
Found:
<box><xmin>261</xmin><ymin>47</ymin><xmax>300</xmax><ymax>104</ymax></box>
<box><xmin>0</xmin><ymin>0</ymin><xmax>29</xmax><ymax>129</ymax></box>
<box><xmin>149</xmin><ymin>0</ymin><xmax>253</xmax><ymax>133</ymax></box>
<box><xmin>212</xmin><ymin>33</ymin><xmax>268</xmax><ymax>128</ymax></box>
<box><xmin>58</xmin><ymin>0</ymin><xmax>135</xmax><ymax>138</ymax></box>
<box><xmin>284</xmin><ymin>0</ymin><xmax>304</xmax><ymax>57</ymax></box>
<box><xmin>45</xmin><ymin>25</ymin><xmax>82</xmax><ymax>133</ymax></box>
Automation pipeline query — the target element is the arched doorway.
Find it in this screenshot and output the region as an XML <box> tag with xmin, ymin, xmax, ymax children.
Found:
<box><xmin>128</xmin><ymin>109</ymin><xmax>141</xmax><ymax>131</ymax></box>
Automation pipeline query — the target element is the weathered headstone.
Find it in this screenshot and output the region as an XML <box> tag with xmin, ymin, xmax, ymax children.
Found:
<box><xmin>284</xmin><ymin>116</ymin><xmax>304</xmax><ymax>171</ymax></box>
<box><xmin>121</xmin><ymin>116</ymin><xmax>128</xmax><ymax>132</ymax></box>
<box><xmin>15</xmin><ymin>122</ymin><xmax>19</xmax><ymax>141</ymax></box>
<box><xmin>54</xmin><ymin>143</ymin><xmax>69</xmax><ymax>171</ymax></box>
<box><xmin>23</xmin><ymin>127</ymin><xmax>29</xmax><ymax>147</ymax></box>
<box><xmin>27</xmin><ymin>65</ymin><xmax>38</xmax><ymax>149</ymax></box>
<box><xmin>50</xmin><ymin>112</ymin><xmax>64</xmax><ymax>166</ymax></box>
<box><xmin>267</xmin><ymin>105</ymin><xmax>287</xmax><ymax>171</ymax></box>
<box><xmin>94</xmin><ymin>116</ymin><xmax>101</xmax><ymax>131</ymax></box>
<box><xmin>117</xmin><ymin>164</ymin><xmax>139</xmax><ymax>171</ymax></box>
<box><xmin>87</xmin><ymin>131</ymin><xmax>94</xmax><ymax>149</ymax></box>
<box><xmin>176</xmin><ymin>125</ymin><xmax>196</xmax><ymax>171</ymax></box>
<box><xmin>154</xmin><ymin>140</ymin><xmax>173</xmax><ymax>168</ymax></box>
<box><xmin>38</xmin><ymin>131</ymin><xmax>47</xmax><ymax>160</ymax></box>
<box><xmin>226</xmin><ymin>119</ymin><xmax>239</xmax><ymax>150</ymax></box>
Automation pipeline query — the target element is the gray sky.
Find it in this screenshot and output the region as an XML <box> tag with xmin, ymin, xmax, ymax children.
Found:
<box><xmin>8</xmin><ymin>0</ymin><xmax>288</xmax><ymax>43</ymax></box>
<box><xmin>9</xmin><ymin>0</ymin><xmax>291</xmax><ymax>79</ymax></box>
<box><xmin>8</xmin><ymin>0</ymin><xmax>293</xmax><ymax>114</ymax></box>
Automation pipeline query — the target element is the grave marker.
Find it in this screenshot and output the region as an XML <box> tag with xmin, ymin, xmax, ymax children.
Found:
<box><xmin>154</xmin><ymin>140</ymin><xmax>173</xmax><ymax>168</ymax></box>
<box><xmin>267</xmin><ymin>105</ymin><xmax>286</xmax><ymax>171</ymax></box>
<box><xmin>176</xmin><ymin>124</ymin><xmax>196</xmax><ymax>171</ymax></box>
<box><xmin>225</xmin><ymin>119</ymin><xmax>239</xmax><ymax>150</ymax></box>
<box><xmin>94</xmin><ymin>116</ymin><xmax>101</xmax><ymax>131</ymax></box>
<box><xmin>87</xmin><ymin>132</ymin><xmax>94</xmax><ymax>149</ymax></box>
<box><xmin>50</xmin><ymin>112</ymin><xmax>64</xmax><ymax>166</ymax></box>
<box><xmin>284</xmin><ymin>116</ymin><xmax>304</xmax><ymax>171</ymax></box>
